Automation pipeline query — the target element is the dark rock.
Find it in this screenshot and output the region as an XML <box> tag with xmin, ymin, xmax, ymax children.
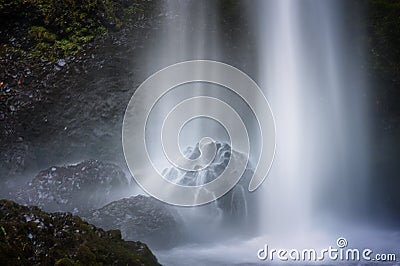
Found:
<box><xmin>13</xmin><ymin>160</ymin><xmax>134</xmax><ymax>216</ymax></box>
<box><xmin>0</xmin><ymin>0</ymin><xmax>163</xmax><ymax>185</ymax></box>
<box><xmin>86</xmin><ymin>195</ymin><xmax>184</xmax><ymax>250</ymax></box>
<box><xmin>0</xmin><ymin>199</ymin><xmax>160</xmax><ymax>265</ymax></box>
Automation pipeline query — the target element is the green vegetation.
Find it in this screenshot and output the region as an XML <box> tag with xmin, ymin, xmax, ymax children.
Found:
<box><xmin>0</xmin><ymin>199</ymin><xmax>160</xmax><ymax>265</ymax></box>
<box><xmin>0</xmin><ymin>0</ymin><xmax>149</xmax><ymax>60</ymax></box>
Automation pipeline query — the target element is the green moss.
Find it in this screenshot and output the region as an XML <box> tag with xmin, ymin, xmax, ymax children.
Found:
<box><xmin>1</xmin><ymin>226</ymin><xmax>6</xmax><ymax>237</ymax></box>
<box><xmin>0</xmin><ymin>0</ymin><xmax>151</xmax><ymax>60</ymax></box>
<box><xmin>28</xmin><ymin>26</ymin><xmax>57</xmax><ymax>42</ymax></box>
<box><xmin>0</xmin><ymin>199</ymin><xmax>160</xmax><ymax>266</ymax></box>
<box><xmin>76</xmin><ymin>245</ymin><xmax>96</xmax><ymax>265</ymax></box>
<box><xmin>55</xmin><ymin>258</ymin><xmax>76</xmax><ymax>266</ymax></box>
<box><xmin>54</xmin><ymin>39</ymin><xmax>82</xmax><ymax>55</ymax></box>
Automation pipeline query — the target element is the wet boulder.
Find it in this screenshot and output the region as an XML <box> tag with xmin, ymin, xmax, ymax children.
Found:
<box><xmin>162</xmin><ymin>141</ymin><xmax>259</xmax><ymax>234</ymax></box>
<box><xmin>86</xmin><ymin>195</ymin><xmax>184</xmax><ymax>250</ymax></box>
<box><xmin>13</xmin><ymin>160</ymin><xmax>134</xmax><ymax>215</ymax></box>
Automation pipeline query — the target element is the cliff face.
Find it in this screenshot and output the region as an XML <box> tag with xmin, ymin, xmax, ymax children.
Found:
<box><xmin>362</xmin><ymin>0</ymin><xmax>400</xmax><ymax>220</ymax></box>
<box><xmin>0</xmin><ymin>0</ymin><xmax>162</xmax><ymax>188</ymax></box>
<box><xmin>0</xmin><ymin>199</ymin><xmax>160</xmax><ymax>266</ymax></box>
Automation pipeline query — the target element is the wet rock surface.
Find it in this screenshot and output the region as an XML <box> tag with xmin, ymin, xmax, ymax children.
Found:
<box><xmin>162</xmin><ymin>141</ymin><xmax>236</xmax><ymax>186</ymax></box>
<box><xmin>7</xmin><ymin>159</ymin><xmax>187</xmax><ymax>251</ymax></box>
<box><xmin>12</xmin><ymin>160</ymin><xmax>134</xmax><ymax>216</ymax></box>
<box><xmin>0</xmin><ymin>199</ymin><xmax>160</xmax><ymax>266</ymax></box>
<box><xmin>86</xmin><ymin>195</ymin><xmax>184</xmax><ymax>250</ymax></box>
<box><xmin>0</xmin><ymin>1</ymin><xmax>164</xmax><ymax>189</ymax></box>
<box><xmin>163</xmin><ymin>141</ymin><xmax>259</xmax><ymax>233</ymax></box>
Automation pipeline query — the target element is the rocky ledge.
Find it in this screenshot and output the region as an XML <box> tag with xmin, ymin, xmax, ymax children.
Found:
<box><xmin>0</xmin><ymin>199</ymin><xmax>160</xmax><ymax>266</ymax></box>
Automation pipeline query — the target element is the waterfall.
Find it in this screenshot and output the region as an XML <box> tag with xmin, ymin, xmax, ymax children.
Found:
<box><xmin>254</xmin><ymin>0</ymin><xmax>369</xmax><ymax>238</ymax></box>
<box><xmin>142</xmin><ymin>0</ymin><xmax>386</xmax><ymax>265</ymax></box>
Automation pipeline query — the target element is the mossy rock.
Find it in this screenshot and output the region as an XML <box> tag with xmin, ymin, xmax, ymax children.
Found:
<box><xmin>0</xmin><ymin>0</ymin><xmax>157</xmax><ymax>60</ymax></box>
<box><xmin>0</xmin><ymin>199</ymin><xmax>160</xmax><ymax>266</ymax></box>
